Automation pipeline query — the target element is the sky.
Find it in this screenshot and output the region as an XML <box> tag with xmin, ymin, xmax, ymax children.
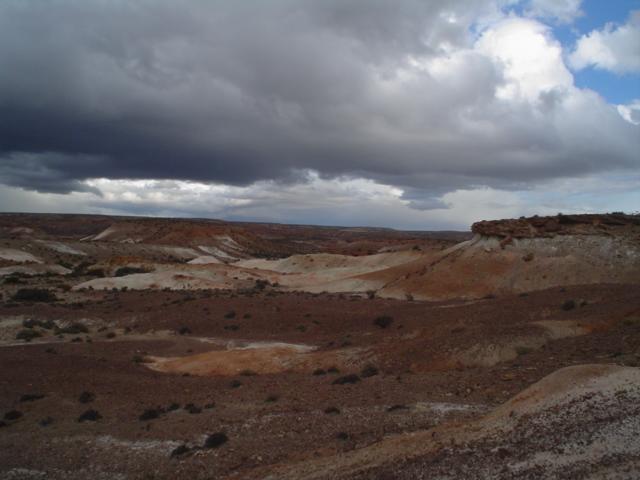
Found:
<box><xmin>0</xmin><ymin>0</ymin><xmax>639</xmax><ymax>230</ymax></box>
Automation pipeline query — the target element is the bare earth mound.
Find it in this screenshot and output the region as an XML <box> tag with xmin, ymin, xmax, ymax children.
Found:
<box><xmin>378</xmin><ymin>214</ymin><xmax>640</xmax><ymax>300</ymax></box>
<box><xmin>265</xmin><ymin>364</ymin><xmax>640</xmax><ymax>480</ymax></box>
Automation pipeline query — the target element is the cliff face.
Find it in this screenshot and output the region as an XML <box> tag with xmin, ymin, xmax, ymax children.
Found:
<box><xmin>472</xmin><ymin>213</ymin><xmax>640</xmax><ymax>240</ymax></box>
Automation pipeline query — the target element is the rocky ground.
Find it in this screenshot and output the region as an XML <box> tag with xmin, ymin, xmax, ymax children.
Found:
<box><xmin>0</xmin><ymin>283</ymin><xmax>639</xmax><ymax>479</ymax></box>
<box><xmin>472</xmin><ymin>212</ymin><xmax>640</xmax><ymax>239</ymax></box>
<box><xmin>0</xmin><ymin>213</ymin><xmax>639</xmax><ymax>479</ymax></box>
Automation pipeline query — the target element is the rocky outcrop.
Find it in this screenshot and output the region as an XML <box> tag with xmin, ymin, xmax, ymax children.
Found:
<box><xmin>472</xmin><ymin>213</ymin><xmax>640</xmax><ymax>239</ymax></box>
<box><xmin>377</xmin><ymin>215</ymin><xmax>640</xmax><ymax>300</ymax></box>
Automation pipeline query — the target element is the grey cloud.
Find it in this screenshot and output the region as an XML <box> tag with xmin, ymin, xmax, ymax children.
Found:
<box><xmin>0</xmin><ymin>153</ymin><xmax>102</xmax><ymax>195</ymax></box>
<box><xmin>400</xmin><ymin>186</ymin><xmax>450</xmax><ymax>210</ymax></box>
<box><xmin>0</xmin><ymin>0</ymin><xmax>638</xmax><ymax>199</ymax></box>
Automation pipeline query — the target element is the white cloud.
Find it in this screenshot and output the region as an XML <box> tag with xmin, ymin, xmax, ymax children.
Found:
<box><xmin>569</xmin><ymin>11</ymin><xmax>640</xmax><ymax>73</ymax></box>
<box><xmin>82</xmin><ymin>173</ymin><xmax>408</xmax><ymax>224</ymax></box>
<box><xmin>525</xmin><ymin>0</ymin><xmax>583</xmax><ymax>24</ymax></box>
<box><xmin>617</xmin><ymin>100</ymin><xmax>640</xmax><ymax>125</ymax></box>
<box><xmin>475</xmin><ymin>17</ymin><xmax>572</xmax><ymax>101</ymax></box>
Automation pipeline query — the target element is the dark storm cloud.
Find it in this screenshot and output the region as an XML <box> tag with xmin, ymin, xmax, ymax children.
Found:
<box><xmin>0</xmin><ymin>0</ymin><xmax>638</xmax><ymax>195</ymax></box>
<box><xmin>0</xmin><ymin>152</ymin><xmax>102</xmax><ymax>194</ymax></box>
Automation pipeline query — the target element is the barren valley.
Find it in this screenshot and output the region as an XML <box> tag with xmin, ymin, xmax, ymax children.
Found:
<box><xmin>0</xmin><ymin>212</ymin><xmax>639</xmax><ymax>479</ymax></box>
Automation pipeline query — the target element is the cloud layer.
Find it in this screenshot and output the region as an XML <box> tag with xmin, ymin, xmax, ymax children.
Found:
<box><xmin>570</xmin><ymin>11</ymin><xmax>640</xmax><ymax>73</ymax></box>
<box><xmin>0</xmin><ymin>0</ymin><xmax>638</xmax><ymax>227</ymax></box>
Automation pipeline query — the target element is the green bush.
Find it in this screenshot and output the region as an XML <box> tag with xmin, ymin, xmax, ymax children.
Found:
<box><xmin>12</xmin><ymin>289</ymin><xmax>57</xmax><ymax>303</ymax></box>
<box><xmin>373</xmin><ymin>315</ymin><xmax>393</xmax><ymax>329</ymax></box>
<box><xmin>203</xmin><ymin>432</ymin><xmax>228</xmax><ymax>449</ymax></box>
<box><xmin>332</xmin><ymin>374</ymin><xmax>361</xmax><ymax>385</ymax></box>
<box><xmin>360</xmin><ymin>365</ymin><xmax>379</xmax><ymax>378</ymax></box>
<box><xmin>622</xmin><ymin>317</ymin><xmax>640</xmax><ymax>327</ymax></box>
<box><xmin>115</xmin><ymin>267</ymin><xmax>147</xmax><ymax>277</ymax></box>
<box><xmin>3</xmin><ymin>276</ymin><xmax>26</xmax><ymax>285</ymax></box>
<box><xmin>515</xmin><ymin>346</ymin><xmax>534</xmax><ymax>356</ymax></box>
<box><xmin>22</xmin><ymin>319</ymin><xmax>55</xmax><ymax>330</ymax></box>
<box><xmin>16</xmin><ymin>329</ymin><xmax>42</xmax><ymax>341</ymax></box>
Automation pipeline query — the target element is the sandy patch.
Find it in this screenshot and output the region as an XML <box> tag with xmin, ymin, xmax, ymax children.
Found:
<box><xmin>413</xmin><ymin>402</ymin><xmax>483</xmax><ymax>416</ymax></box>
<box><xmin>0</xmin><ymin>248</ymin><xmax>42</xmax><ymax>264</ymax></box>
<box><xmin>158</xmin><ymin>246</ymin><xmax>200</xmax><ymax>260</ymax></box>
<box><xmin>198</xmin><ymin>245</ymin><xmax>238</xmax><ymax>261</ymax></box>
<box><xmin>0</xmin><ymin>264</ymin><xmax>71</xmax><ymax>277</ymax></box>
<box><xmin>188</xmin><ymin>255</ymin><xmax>221</xmax><ymax>265</ymax></box>
<box><xmin>86</xmin><ymin>226</ymin><xmax>119</xmax><ymax>241</ymax></box>
<box><xmin>72</xmin><ymin>263</ymin><xmax>276</xmax><ymax>291</ymax></box>
<box><xmin>450</xmin><ymin>320</ymin><xmax>590</xmax><ymax>368</ymax></box>
<box><xmin>147</xmin><ymin>341</ymin><xmax>370</xmax><ymax>376</ymax></box>
<box><xmin>94</xmin><ymin>435</ymin><xmax>182</xmax><ymax>455</ymax></box>
<box><xmin>238</xmin><ymin>251</ymin><xmax>418</xmax><ymax>275</ymax></box>
<box><xmin>36</xmin><ymin>240</ymin><xmax>86</xmax><ymax>256</ymax></box>
<box><xmin>533</xmin><ymin>319</ymin><xmax>588</xmax><ymax>339</ymax></box>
